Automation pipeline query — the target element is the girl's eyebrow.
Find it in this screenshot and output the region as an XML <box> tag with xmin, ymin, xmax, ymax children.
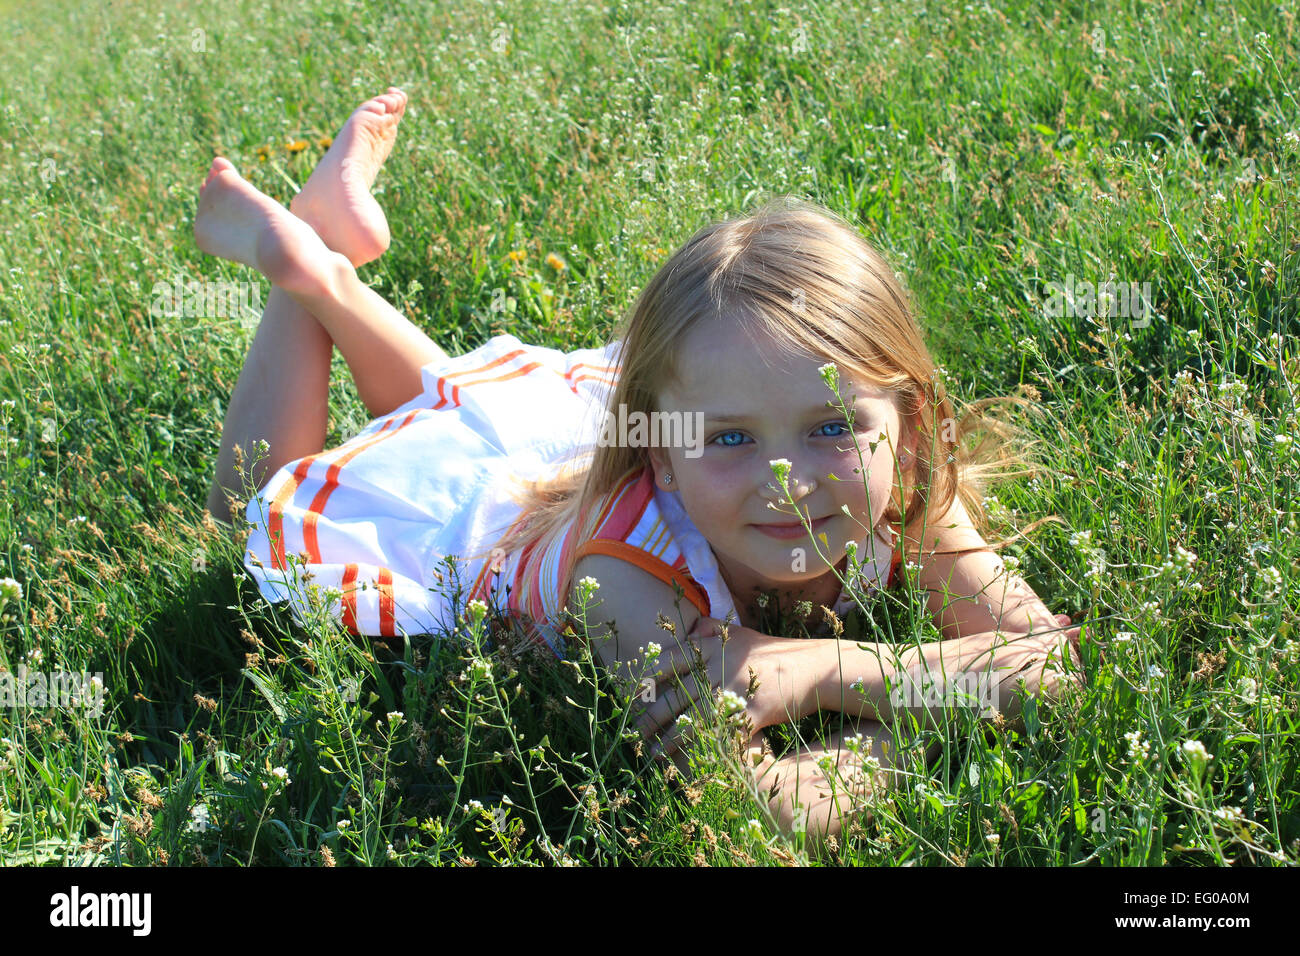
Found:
<box><xmin>704</xmin><ymin>403</ymin><xmax>871</xmax><ymax>424</ymax></box>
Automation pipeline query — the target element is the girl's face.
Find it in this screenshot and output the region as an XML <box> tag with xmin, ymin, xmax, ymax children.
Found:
<box><xmin>647</xmin><ymin>319</ymin><xmax>917</xmax><ymax>606</ymax></box>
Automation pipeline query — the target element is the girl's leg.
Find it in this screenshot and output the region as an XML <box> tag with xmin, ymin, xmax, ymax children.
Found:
<box><xmin>200</xmin><ymin>156</ymin><xmax>450</xmax><ymax>529</ymax></box>
<box><xmin>206</xmin><ymin>264</ymin><xmax>450</xmax><ymax>527</ymax></box>
<box><xmin>297</xmin><ymin>260</ymin><xmax>448</xmax><ymax>420</ymax></box>
<box><xmin>205</xmin><ymin>284</ymin><xmax>332</xmax><ymax>526</ymax></box>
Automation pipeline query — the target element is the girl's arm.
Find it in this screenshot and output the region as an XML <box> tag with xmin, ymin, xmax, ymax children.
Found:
<box><xmin>567</xmin><ymin>553</ymin><xmax>828</xmax><ymax>757</ymax></box>
<box><xmin>808</xmin><ymin>497</ymin><xmax>1082</xmax><ymax>725</ymax></box>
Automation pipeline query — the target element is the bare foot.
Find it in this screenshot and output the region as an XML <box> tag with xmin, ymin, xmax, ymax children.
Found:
<box><xmin>195</xmin><ymin>157</ymin><xmax>334</xmax><ymax>297</ymax></box>
<box><xmin>289</xmin><ymin>87</ymin><xmax>408</xmax><ymax>267</ymax></box>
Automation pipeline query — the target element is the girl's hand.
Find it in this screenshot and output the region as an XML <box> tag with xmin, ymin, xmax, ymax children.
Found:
<box><xmin>636</xmin><ymin>616</ymin><xmax>817</xmax><ymax>761</ymax></box>
<box><xmin>1053</xmin><ymin>613</ymin><xmax>1084</xmax><ymax>663</ymax></box>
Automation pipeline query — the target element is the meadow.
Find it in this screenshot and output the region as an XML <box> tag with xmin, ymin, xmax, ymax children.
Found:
<box><xmin>0</xmin><ymin>0</ymin><xmax>1295</xmax><ymax>865</ymax></box>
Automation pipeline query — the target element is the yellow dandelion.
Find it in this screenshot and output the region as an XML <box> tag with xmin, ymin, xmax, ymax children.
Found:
<box><xmin>256</xmin><ymin>145</ymin><xmax>270</xmax><ymax>162</ymax></box>
<box><xmin>545</xmin><ymin>252</ymin><xmax>566</xmax><ymax>271</ymax></box>
<box><xmin>507</xmin><ymin>248</ymin><xmax>526</xmax><ymax>262</ymax></box>
<box><xmin>286</xmin><ymin>139</ymin><xmax>310</xmax><ymax>153</ymax></box>
<box><xmin>317</xmin><ymin>136</ymin><xmax>333</xmax><ymax>149</ymax></box>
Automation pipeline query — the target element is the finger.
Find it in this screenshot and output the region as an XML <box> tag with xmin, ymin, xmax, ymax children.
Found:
<box><xmin>637</xmin><ymin>673</ymin><xmax>712</xmax><ymax>740</ymax></box>
<box><xmin>644</xmin><ymin>638</ymin><xmax>710</xmax><ymax>685</ymax></box>
<box><xmin>648</xmin><ymin>713</ymin><xmax>702</xmax><ymax>762</ymax></box>
<box><xmin>690</xmin><ymin>616</ymin><xmax>729</xmax><ymax>640</ymax></box>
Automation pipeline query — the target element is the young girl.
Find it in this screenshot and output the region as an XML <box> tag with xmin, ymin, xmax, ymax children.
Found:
<box><xmin>200</xmin><ymin>88</ymin><xmax>1083</xmax><ymax>852</ymax></box>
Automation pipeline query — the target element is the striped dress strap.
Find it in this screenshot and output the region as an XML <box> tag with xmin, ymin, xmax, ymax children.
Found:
<box><xmin>571</xmin><ymin>468</ymin><xmax>711</xmax><ymax>618</ymax></box>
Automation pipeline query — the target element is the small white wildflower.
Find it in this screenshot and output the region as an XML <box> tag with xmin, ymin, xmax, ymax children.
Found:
<box><xmin>743</xmin><ymin>818</ymin><xmax>766</xmax><ymax>841</ymax></box>
<box><xmin>1123</xmin><ymin>729</ymin><xmax>1150</xmax><ymax>762</ymax></box>
<box><xmin>1256</xmin><ymin>566</ymin><xmax>1282</xmax><ymax>600</ymax></box>
<box><xmin>817</xmin><ymin>363</ymin><xmax>839</xmax><ymax>391</ymax></box>
<box><xmin>1213</xmin><ymin>806</ymin><xmax>1244</xmax><ymax>823</ymax></box>
<box><xmin>1180</xmin><ymin>739</ymin><xmax>1212</xmax><ymax>767</ymax></box>
<box><xmin>717</xmin><ymin>689</ymin><xmax>748</xmax><ymax>717</ymax></box>
<box><xmin>337</xmin><ymin>819</ymin><xmax>351</xmax><ymax>830</ymax></box>
<box><xmin>263</xmin><ymin>766</ymin><xmax>291</xmax><ymax>790</ymax></box>
<box><xmin>1147</xmin><ymin>663</ymin><xmax>1165</xmax><ymax>680</ymax></box>
<box><xmin>576</xmin><ymin>576</ymin><xmax>601</xmax><ymax>602</ymax></box>
<box><xmin>816</xmin><ymin>750</ymin><xmax>838</xmax><ymax>779</ymax></box>
<box><xmin>769</xmin><ymin>458</ymin><xmax>792</xmax><ymax>484</ymax></box>
<box><xmin>0</xmin><ymin>577</ymin><xmax>21</xmax><ymax>603</ymax></box>
<box><xmin>387</xmin><ymin>711</ymin><xmax>404</xmax><ymax>727</ymax></box>
<box><xmin>188</xmin><ymin>804</ymin><xmax>211</xmax><ymax>833</ymax></box>
<box><xmin>465</xmin><ymin>598</ymin><xmax>488</xmax><ymax>624</ymax></box>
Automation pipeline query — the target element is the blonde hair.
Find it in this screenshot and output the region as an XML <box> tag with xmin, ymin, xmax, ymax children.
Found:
<box><xmin>482</xmin><ymin>196</ymin><xmax>1054</xmax><ymax>603</ymax></box>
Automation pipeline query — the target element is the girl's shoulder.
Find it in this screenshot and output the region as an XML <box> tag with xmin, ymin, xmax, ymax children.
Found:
<box><xmin>900</xmin><ymin>496</ymin><xmax>988</xmax><ymax>563</ymax></box>
<box><xmin>571</xmin><ymin>466</ymin><xmax>711</xmax><ymax>619</ymax></box>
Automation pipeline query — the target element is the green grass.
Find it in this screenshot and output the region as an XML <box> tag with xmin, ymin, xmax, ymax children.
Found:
<box><xmin>0</xmin><ymin>0</ymin><xmax>1296</xmax><ymax>865</ymax></box>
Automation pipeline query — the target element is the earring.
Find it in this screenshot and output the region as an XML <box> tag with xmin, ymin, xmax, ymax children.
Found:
<box><xmin>664</xmin><ymin>473</ymin><xmax>673</xmax><ymax>485</ymax></box>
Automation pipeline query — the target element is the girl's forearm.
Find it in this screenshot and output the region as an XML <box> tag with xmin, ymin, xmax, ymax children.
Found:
<box><xmin>806</xmin><ymin>628</ymin><xmax>1078</xmax><ymax>726</ymax></box>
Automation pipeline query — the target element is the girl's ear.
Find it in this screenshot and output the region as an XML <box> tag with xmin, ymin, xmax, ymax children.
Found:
<box><xmin>646</xmin><ymin>446</ymin><xmax>673</xmax><ymax>488</ymax></box>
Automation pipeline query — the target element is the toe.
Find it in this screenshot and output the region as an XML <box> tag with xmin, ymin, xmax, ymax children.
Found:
<box><xmin>203</xmin><ymin>157</ymin><xmax>234</xmax><ymax>187</ymax></box>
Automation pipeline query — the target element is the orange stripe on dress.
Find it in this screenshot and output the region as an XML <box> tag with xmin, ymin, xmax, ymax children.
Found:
<box><xmin>265</xmin><ymin>413</ymin><xmax>408</xmax><ymax>571</ymax></box>
<box><xmin>565</xmin><ymin>363</ymin><xmax>618</xmax><ymax>393</ymax></box>
<box><xmin>341</xmin><ymin>563</ymin><xmax>361</xmax><ymax>636</ymax></box>
<box><xmin>430</xmin><ymin>348</ymin><xmax>528</xmax><ymax>409</ymax></box>
<box><xmin>267</xmin><ymin>455</ymin><xmax>318</xmax><ymax>572</ymax></box>
<box><xmin>570</xmin><ymin>538</ymin><xmax>711</xmax><ymax>618</ymax></box>
<box><xmin>300</xmin><ymin>414</ymin><xmax>417</xmax><ymax>562</ymax></box>
<box><xmin>377</xmin><ymin>565</ymin><xmax>396</xmax><ymax>637</ymax></box>
<box><xmin>443</xmin><ymin>361</ymin><xmax>550</xmax><ymax>410</ymax></box>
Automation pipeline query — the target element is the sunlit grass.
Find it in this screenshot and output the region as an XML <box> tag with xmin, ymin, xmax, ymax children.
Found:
<box><xmin>0</xmin><ymin>0</ymin><xmax>1295</xmax><ymax>865</ymax></box>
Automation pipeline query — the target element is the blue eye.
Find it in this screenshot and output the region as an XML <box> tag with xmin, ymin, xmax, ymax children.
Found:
<box><xmin>818</xmin><ymin>421</ymin><xmax>852</xmax><ymax>438</ymax></box>
<box><xmin>711</xmin><ymin>430</ymin><xmax>750</xmax><ymax>447</ymax></box>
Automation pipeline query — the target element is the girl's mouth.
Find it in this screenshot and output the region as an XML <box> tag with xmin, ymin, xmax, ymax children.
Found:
<box><xmin>750</xmin><ymin>515</ymin><xmax>832</xmax><ymax>539</ymax></box>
